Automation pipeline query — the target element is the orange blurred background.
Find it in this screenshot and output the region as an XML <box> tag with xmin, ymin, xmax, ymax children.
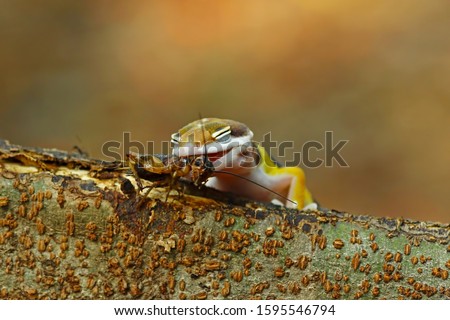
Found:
<box><xmin>1</xmin><ymin>1</ymin><xmax>449</xmax><ymax>222</ymax></box>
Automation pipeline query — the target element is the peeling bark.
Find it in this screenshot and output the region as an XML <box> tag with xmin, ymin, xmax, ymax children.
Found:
<box><xmin>0</xmin><ymin>139</ymin><xmax>449</xmax><ymax>300</ymax></box>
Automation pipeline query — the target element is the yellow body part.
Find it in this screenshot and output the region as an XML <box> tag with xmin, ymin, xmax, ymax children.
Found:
<box><xmin>256</xmin><ymin>145</ymin><xmax>314</xmax><ymax>209</ymax></box>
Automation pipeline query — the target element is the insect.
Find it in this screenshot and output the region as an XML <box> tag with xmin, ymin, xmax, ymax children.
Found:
<box><xmin>171</xmin><ymin>118</ymin><xmax>317</xmax><ymax>210</ymax></box>
<box><xmin>125</xmin><ymin>115</ymin><xmax>216</xmax><ymax>204</ymax></box>
<box><xmin>126</xmin><ymin>151</ymin><xmax>213</xmax><ymax>203</ymax></box>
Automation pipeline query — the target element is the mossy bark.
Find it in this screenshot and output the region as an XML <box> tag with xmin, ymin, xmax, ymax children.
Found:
<box><xmin>0</xmin><ymin>139</ymin><xmax>449</xmax><ymax>299</ymax></box>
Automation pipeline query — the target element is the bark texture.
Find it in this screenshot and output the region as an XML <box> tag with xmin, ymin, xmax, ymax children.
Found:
<box><xmin>0</xmin><ymin>139</ymin><xmax>449</xmax><ymax>300</ymax></box>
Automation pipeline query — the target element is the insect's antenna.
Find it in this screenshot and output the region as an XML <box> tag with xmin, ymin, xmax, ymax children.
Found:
<box><xmin>199</xmin><ymin>113</ymin><xmax>206</xmax><ymax>162</ymax></box>
<box><xmin>213</xmin><ymin>169</ymin><xmax>297</xmax><ymax>207</ymax></box>
<box><xmin>199</xmin><ymin>113</ymin><xmax>212</xmax><ymax>170</ymax></box>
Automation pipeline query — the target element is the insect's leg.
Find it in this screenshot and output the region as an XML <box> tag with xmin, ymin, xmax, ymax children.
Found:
<box><xmin>164</xmin><ymin>160</ymin><xmax>188</xmax><ymax>203</ymax></box>
<box><xmin>164</xmin><ymin>190</ymin><xmax>171</xmax><ymax>203</ymax></box>
<box><xmin>175</xmin><ymin>185</ymin><xmax>183</xmax><ymax>199</ymax></box>
<box><xmin>141</xmin><ymin>185</ymin><xmax>154</xmax><ymax>199</ymax></box>
<box><xmin>126</xmin><ymin>153</ymin><xmax>145</xmax><ymax>192</ymax></box>
<box><xmin>163</xmin><ymin>180</ymin><xmax>175</xmax><ymax>204</ymax></box>
<box><xmin>136</xmin><ymin>184</ymin><xmax>156</xmax><ymax>208</ymax></box>
<box><xmin>175</xmin><ymin>175</ymin><xmax>187</xmax><ymax>200</ymax></box>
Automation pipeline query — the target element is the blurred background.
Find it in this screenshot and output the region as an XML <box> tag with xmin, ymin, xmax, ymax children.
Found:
<box><xmin>1</xmin><ymin>0</ymin><xmax>449</xmax><ymax>222</ymax></box>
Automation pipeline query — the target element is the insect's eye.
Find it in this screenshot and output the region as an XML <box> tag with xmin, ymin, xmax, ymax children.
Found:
<box><xmin>171</xmin><ymin>132</ymin><xmax>180</xmax><ymax>145</ymax></box>
<box><xmin>211</xmin><ymin>126</ymin><xmax>231</xmax><ymax>143</ymax></box>
<box><xmin>193</xmin><ymin>158</ymin><xmax>203</xmax><ymax>167</ymax></box>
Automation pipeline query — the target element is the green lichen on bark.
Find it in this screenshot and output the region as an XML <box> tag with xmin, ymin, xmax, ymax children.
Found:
<box><xmin>0</xmin><ymin>139</ymin><xmax>449</xmax><ymax>299</ymax></box>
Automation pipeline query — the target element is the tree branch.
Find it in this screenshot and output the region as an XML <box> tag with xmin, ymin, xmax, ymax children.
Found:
<box><xmin>0</xmin><ymin>139</ymin><xmax>449</xmax><ymax>299</ymax></box>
